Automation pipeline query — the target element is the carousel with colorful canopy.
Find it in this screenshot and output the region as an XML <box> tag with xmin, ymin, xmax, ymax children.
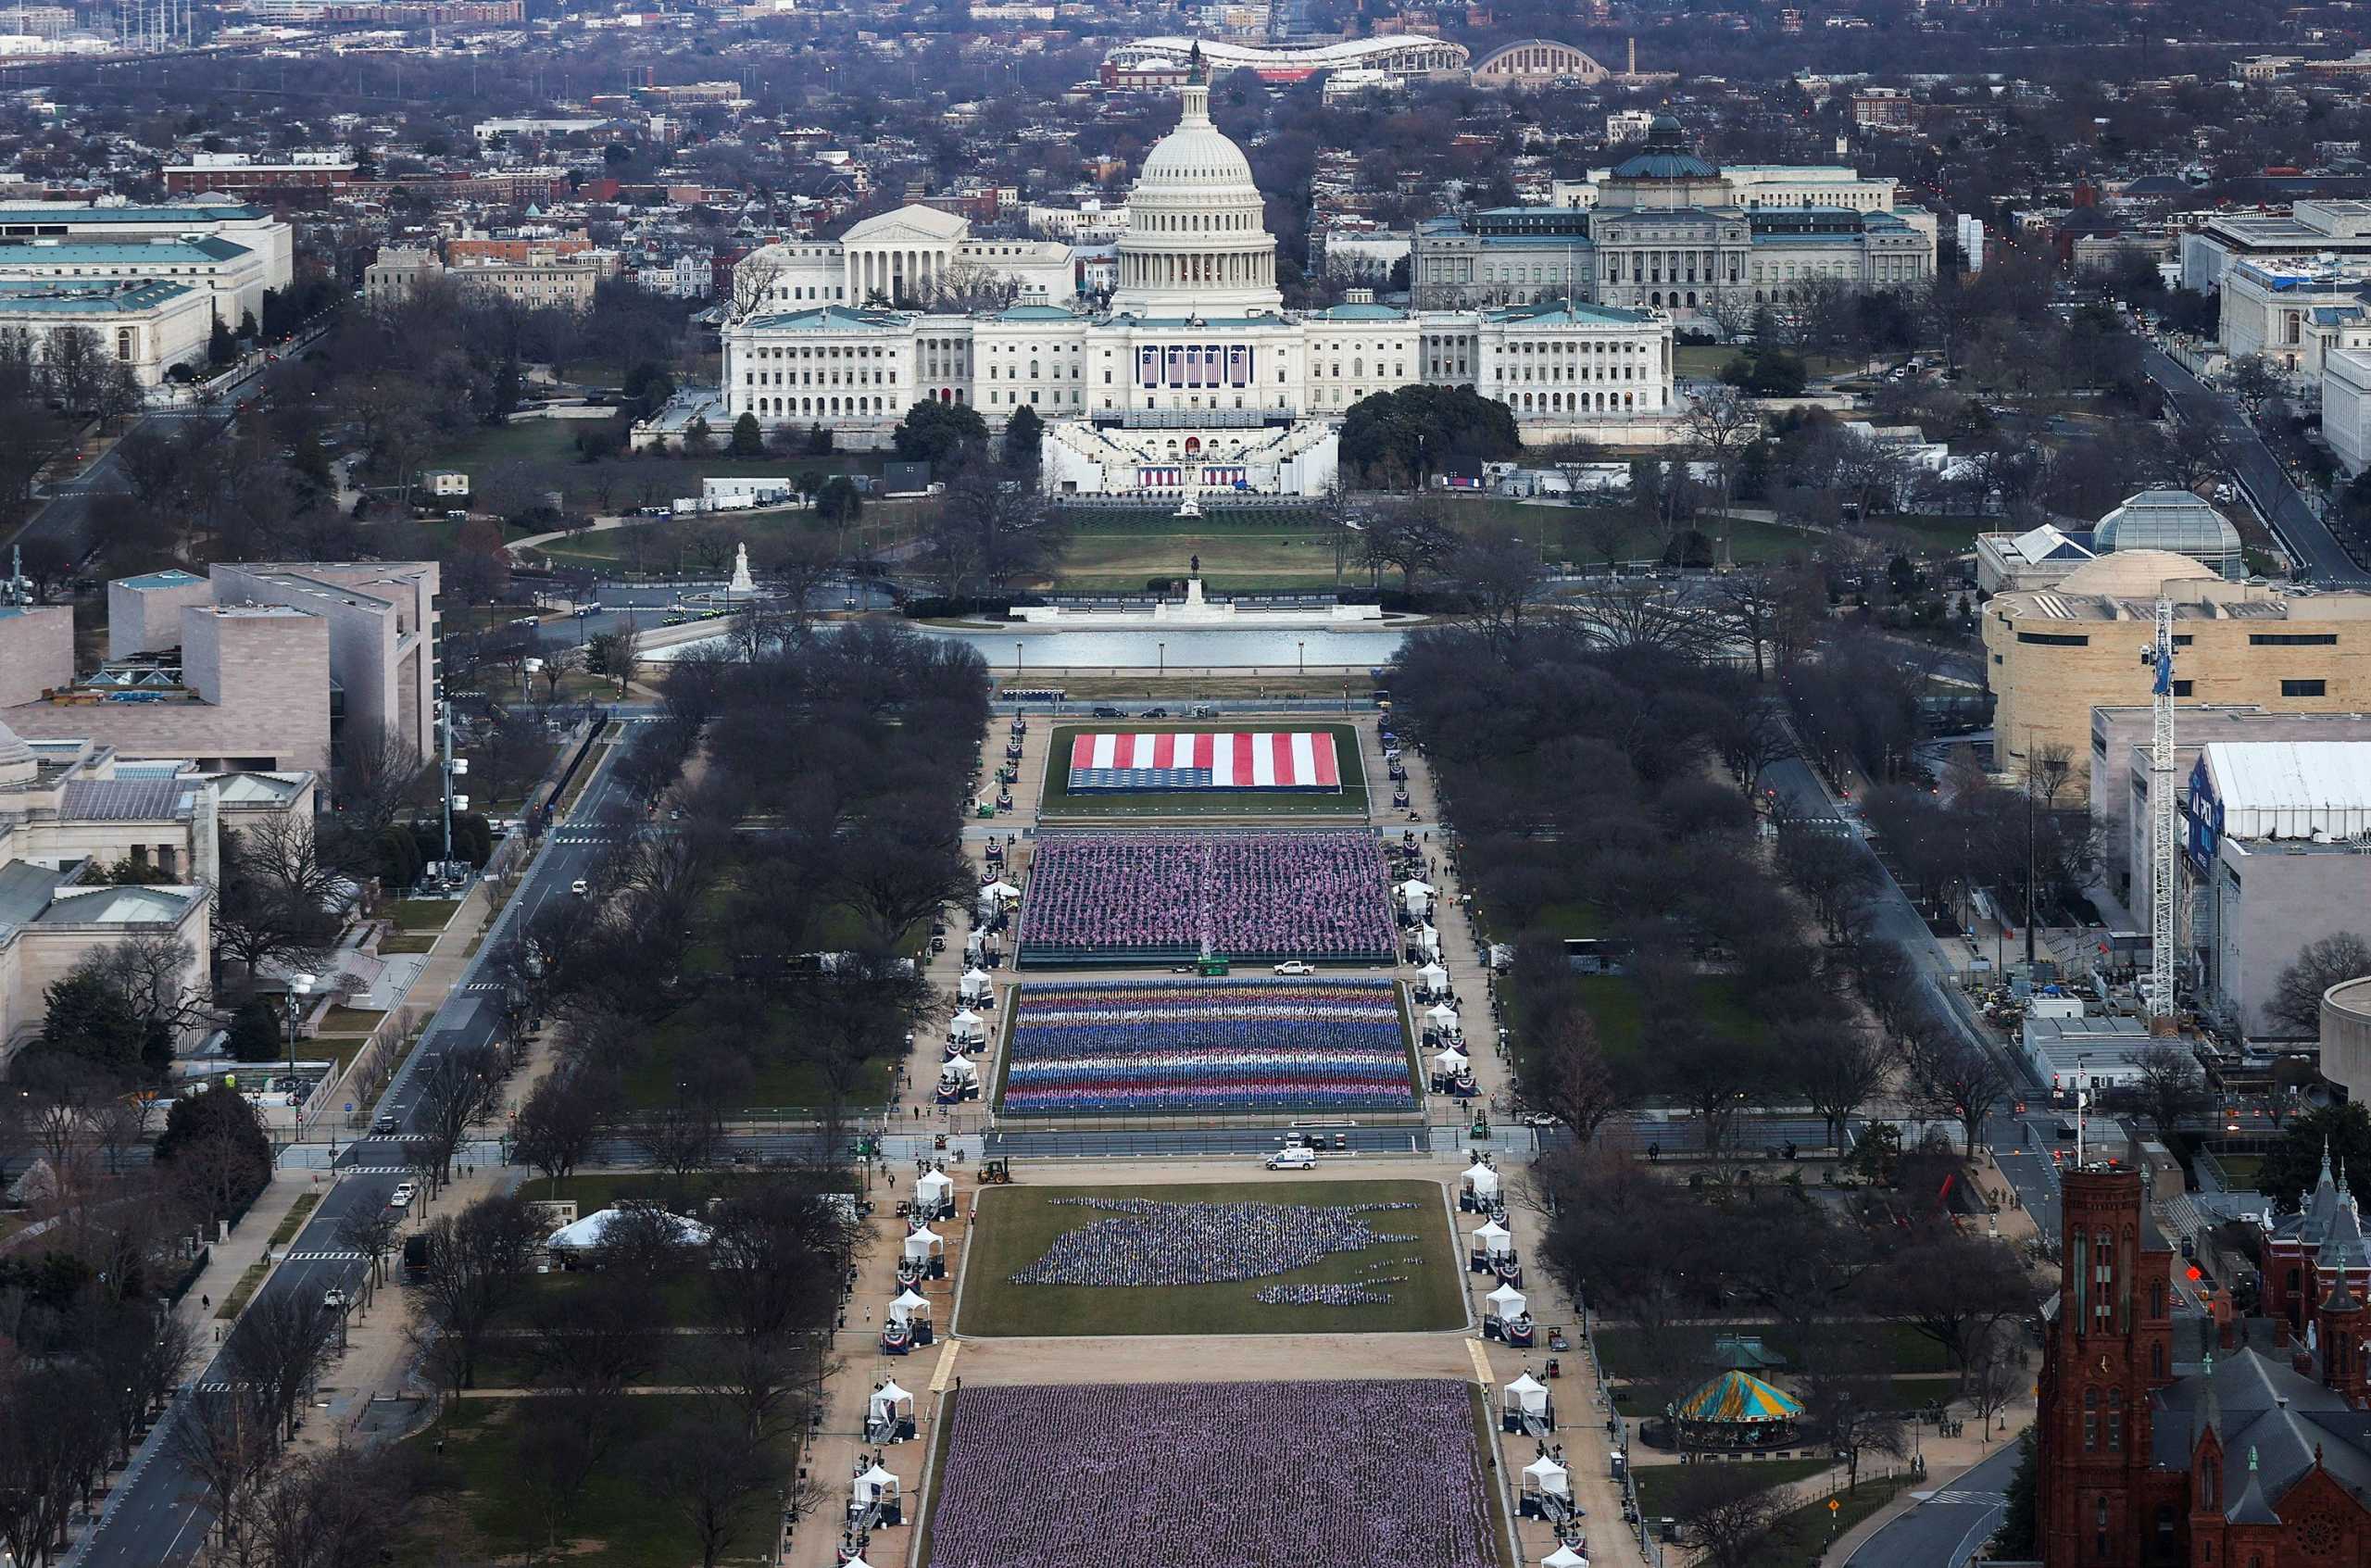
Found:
<box><xmin>1667</xmin><ymin>1369</ymin><xmax>1804</xmax><ymax>1449</ymax></box>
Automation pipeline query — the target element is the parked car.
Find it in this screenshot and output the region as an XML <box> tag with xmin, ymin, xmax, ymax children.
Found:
<box><xmin>1139</xmin><ymin>707</ymin><xmax>1170</xmax><ymax>718</ymax></box>
<box><xmin>322</xmin><ymin>1287</ymin><xmax>347</xmax><ymax>1311</ymax></box>
<box><xmin>372</xmin><ymin>1113</ymin><xmax>400</xmax><ymax>1135</ymax></box>
<box><xmin>1189</xmin><ymin>704</ymin><xmax>1219</xmax><ymax>718</ymax></box>
<box><xmin>1265</xmin><ymin>1146</ymin><xmax>1318</xmax><ymax>1170</ymax></box>
<box><xmin>1092</xmin><ymin>706</ymin><xmax>1124</xmax><ymax>719</ymax></box>
<box><xmin>570</xmin><ymin>879</ymin><xmax>589</xmax><ymax>896</ymax></box>
<box><xmin>388</xmin><ymin>1182</ymin><xmax>417</xmax><ymax>1210</ymax></box>
<box><xmin>1273</xmin><ymin>960</ymin><xmax>1314</xmax><ymax>976</ymax></box>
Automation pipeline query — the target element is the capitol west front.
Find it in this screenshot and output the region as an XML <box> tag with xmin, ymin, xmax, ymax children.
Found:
<box><xmin>721</xmin><ymin>61</ymin><xmax>1678</xmax><ymax>498</ymax></box>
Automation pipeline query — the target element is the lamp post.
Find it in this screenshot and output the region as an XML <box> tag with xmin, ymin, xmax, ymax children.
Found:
<box><xmin>1158</xmin><ymin>640</ymin><xmax>1165</xmax><ymax>676</ymax></box>
<box><xmin>1013</xmin><ymin>641</ymin><xmax>1022</xmax><ymax>675</ymax></box>
<box><xmin>284</xmin><ymin>973</ymin><xmax>313</xmax><ymax>1140</ymax></box>
<box><xmin>1298</xmin><ymin>639</ymin><xmax>1305</xmax><ymax>674</ymax></box>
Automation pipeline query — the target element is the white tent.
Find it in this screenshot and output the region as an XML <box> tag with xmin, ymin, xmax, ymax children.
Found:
<box><xmin>1542</xmin><ymin>1547</ymin><xmax>1588</xmax><ymax>1568</ymax></box>
<box><xmin>1415</xmin><ymin>923</ymin><xmax>1441</xmax><ymax>960</ymax></box>
<box><xmin>1417</xmin><ymin>961</ymin><xmax>1450</xmax><ymax>995</ymax></box>
<box><xmin>844</xmin><ymin>1558</ymin><xmax>874</xmax><ymax>1568</ymax></box>
<box><xmin>869</xmin><ymin>1382</ymin><xmax>913</xmax><ymax>1424</ymax></box>
<box><xmin>903</xmin><ymin>1228</ymin><xmax>944</xmax><ymax>1262</ymax></box>
<box><xmin>889</xmin><ymin>1288</ymin><xmax>931</xmax><ymax>1324</ymax></box>
<box><xmin>1474</xmin><ymin>1219</ymin><xmax>1514</xmax><ymax>1258</ymax></box>
<box><xmin>939</xmin><ymin>1056</ymin><xmax>980</xmax><ymax>1086</ymax></box>
<box><xmin>1503</xmin><ymin>1373</ymin><xmax>1550</xmax><ymax>1417</ymax></box>
<box><xmin>914</xmin><ymin>1169</ymin><xmax>954</xmax><ymax>1209</ymax></box>
<box><xmin>1486</xmin><ymin>1284</ymin><xmax>1527</xmax><ymax>1321</ymax></box>
<box><xmin>982</xmin><ymin>880</ymin><xmax>1021</xmax><ymax>903</ymax></box>
<box><xmin>1523</xmin><ymin>1455</ymin><xmax>1570</xmax><ymax>1497</ymax></box>
<box><xmin>1462</xmin><ymin>1160</ymin><xmax>1501</xmax><ymax>1201</ymax></box>
<box><xmin>545</xmin><ymin>1207</ymin><xmax>711</xmax><ymax>1252</ymax></box>
<box><xmin>852</xmin><ymin>1464</ymin><xmax>899</xmax><ymax>1507</ymax></box>
<box><xmin>959</xmin><ymin>967</ymin><xmax>993</xmax><ymax>1002</ymax></box>
<box><xmin>948</xmin><ymin>1009</ymin><xmax>986</xmax><ymax>1043</ymax></box>
<box><xmin>1434</xmin><ymin>1047</ymin><xmax>1470</xmax><ymax>1074</ymax></box>
<box><xmin>1399</xmin><ymin>880</ymin><xmax>1436</xmax><ymax>921</ymax></box>
<box><xmin>1426</xmin><ymin>1002</ymin><xmax>1461</xmax><ymax>1035</ymax></box>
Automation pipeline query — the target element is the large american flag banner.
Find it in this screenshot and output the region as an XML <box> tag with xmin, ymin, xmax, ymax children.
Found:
<box><xmin>1068</xmin><ymin>731</ymin><xmax>1341</xmax><ymax>792</ymax></box>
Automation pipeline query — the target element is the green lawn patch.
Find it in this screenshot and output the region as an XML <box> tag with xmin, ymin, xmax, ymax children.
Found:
<box><xmin>319</xmin><ymin>1006</ymin><xmax>386</xmax><ymax>1034</ymax></box>
<box><xmin>1038</xmin><ymin>721</ymin><xmax>1371</xmax><ymax>819</ymax></box>
<box><xmin>504</xmin><ymin>1269</ymin><xmax>726</xmax><ymax>1330</ymax></box>
<box><xmin>269</xmin><ymin>1193</ymin><xmax>320</xmax><ymax>1248</ymax></box>
<box><xmin>1054</xmin><ymin>525</ymin><xmax>1359</xmax><ymax>592</ymax></box>
<box><xmin>1752</xmin><ymin>1472</ymin><xmax>1913</xmax><ymax>1565</ymax></box>
<box><xmin>396</xmin><ymin>1395</ymin><xmax>793</xmax><ymax>1568</ymax></box>
<box><xmin>379</xmin><ymin>932</ymin><xmax>437</xmax><ymax>955</ymax></box>
<box><xmin>1566</xmin><ymin>972</ymin><xmax>1756</xmax><ymax>1065</ymax></box>
<box><xmin>386</xmin><ymin>898</ymin><xmax>462</xmax><ymax>932</ymax></box>
<box><xmin>1590</xmin><ymin>1320</ymin><xmax>1952</xmax><ymax>1380</ymax></box>
<box><xmin>217</xmin><ymin>1261</ymin><xmax>269</xmax><ymax>1319</ymax></box>
<box><xmin>613</xmin><ymin>1003</ymin><xmax>896</xmax><ymax>1113</ymax></box>
<box><xmin>1632</xmin><ymin>1455</ymin><xmax>1835</xmax><ymax>1524</ymax></box>
<box><xmin>957</xmin><ymin>1178</ymin><xmax>1463</xmax><ymax>1336</ymax></box>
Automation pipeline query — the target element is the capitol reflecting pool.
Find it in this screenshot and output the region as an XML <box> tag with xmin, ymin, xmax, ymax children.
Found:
<box><xmin>923</xmin><ymin>622</ymin><xmax>1408</xmax><ymax>671</ymax></box>
<box><xmin>648</xmin><ymin>622</ymin><xmax>1408</xmax><ymax>671</ymax></box>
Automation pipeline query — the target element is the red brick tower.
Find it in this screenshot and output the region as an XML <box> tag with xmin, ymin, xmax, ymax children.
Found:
<box><xmin>2038</xmin><ymin>1165</ymin><xmax>2177</xmax><ymax>1567</ymax></box>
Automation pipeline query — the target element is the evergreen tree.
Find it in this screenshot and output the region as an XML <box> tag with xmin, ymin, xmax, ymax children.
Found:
<box><xmin>728</xmin><ymin>411</ymin><xmax>766</xmax><ymax>458</ymax></box>
<box><xmin>1988</xmin><ymin>1428</ymin><xmax>2039</xmax><ymax>1559</ymax></box>
<box><xmin>35</xmin><ymin>968</ymin><xmax>159</xmax><ymax>1078</ymax></box>
<box><xmin>1001</xmin><ymin>404</ymin><xmax>1044</xmax><ymax>471</ymax></box>
<box><xmin>683</xmin><ymin>416</ymin><xmax>714</xmax><ymax>456</ymax></box>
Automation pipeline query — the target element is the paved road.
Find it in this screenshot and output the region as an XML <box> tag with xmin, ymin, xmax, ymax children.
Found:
<box><xmin>1842</xmin><ymin>1436</ymin><xmax>2021</xmax><ymax>1568</ymax></box>
<box><xmin>2142</xmin><ymin>344</ymin><xmax>2371</xmax><ymax>588</ymax></box>
<box><xmin>72</xmin><ymin>746</ymin><xmax>636</xmax><ymax>1568</ymax></box>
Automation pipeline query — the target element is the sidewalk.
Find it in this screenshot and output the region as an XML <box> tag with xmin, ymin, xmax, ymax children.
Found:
<box><xmin>1821</xmin><ymin>1411</ymin><xmax>2034</xmax><ymax>1566</ymax></box>
<box><xmin>172</xmin><ymin>1170</ymin><xmax>328</xmax><ymax>1348</ymax></box>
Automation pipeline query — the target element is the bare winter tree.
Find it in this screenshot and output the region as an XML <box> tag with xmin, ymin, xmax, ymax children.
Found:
<box><xmin>1900</xmin><ymin>1023</ymin><xmax>2013</xmax><ymax>1156</ymax></box>
<box><xmin>224</xmin><ymin>1289</ymin><xmax>334</xmax><ymax>1442</ymax></box>
<box><xmin>1963</xmin><ymin>1316</ymin><xmax>2028</xmax><ymax>1443</ymax></box>
<box><xmin>1679</xmin><ymin>384</ymin><xmax>1761</xmax><ymax>567</ymax></box>
<box><xmin>1525</xmin><ymin>1008</ymin><xmax>1625</xmax><ymax>1146</ymax></box>
<box><xmin>2126</xmin><ymin>1038</ymin><xmax>2208</xmax><ymax>1148</ymax></box>
<box><xmin>724</xmin><ymin>250</ymin><xmax>785</xmax><ymax>324</ymax></box>
<box><xmin>164</xmin><ymin>1384</ymin><xmax>282</xmax><ymax>1562</ymax></box>
<box><xmin>1568</xmin><ymin>576</ymin><xmax>1722</xmax><ymax>657</ymax></box>
<box><xmin>411</xmin><ymin>1041</ymin><xmax>507</xmax><ymax>1186</ymax></box>
<box><xmin>2270</xmin><ymin>931</ymin><xmax>2371</xmax><ymax>1035</ymax></box>
<box><xmin>406</xmin><ymin>1192</ymin><xmax>546</xmax><ymax>1394</ymax></box>
<box><xmin>1671</xmin><ymin>1465</ymin><xmax>1792</xmax><ymax>1568</ymax></box>
<box><xmin>2030</xmin><ymin>744</ymin><xmax>2076</xmax><ymax>810</ymax></box>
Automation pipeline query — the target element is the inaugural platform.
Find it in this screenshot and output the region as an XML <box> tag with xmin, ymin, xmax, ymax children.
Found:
<box><xmin>1067</xmin><ymin>730</ymin><xmax>1342</xmax><ymax>792</ymax></box>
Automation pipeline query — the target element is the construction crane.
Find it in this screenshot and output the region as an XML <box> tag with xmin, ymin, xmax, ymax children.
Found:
<box><xmin>2146</xmin><ymin>593</ymin><xmax>2178</xmax><ymax>1031</ymax></box>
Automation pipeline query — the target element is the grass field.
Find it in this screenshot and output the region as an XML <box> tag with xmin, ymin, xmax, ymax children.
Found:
<box><xmin>1055</xmin><ymin>521</ymin><xmax>1360</xmax><ymax>592</ymax></box>
<box><xmin>1590</xmin><ymin>1320</ymin><xmax>1952</xmax><ymax>1379</ymax></box>
<box><xmin>1631</xmin><ymin>1455</ymin><xmax>1835</xmax><ymax>1523</ymax></box>
<box><xmin>612</xmin><ymin>1003</ymin><xmax>896</xmax><ymax>1112</ymax></box>
<box><xmin>384</xmin><ymin>898</ymin><xmax>462</xmax><ymax>932</ymax></box>
<box><xmin>1037</xmin><ymin>721</ymin><xmax>1371</xmax><ymax>819</ymax></box>
<box><xmin>1567</xmin><ymin>973</ymin><xmax>1758</xmax><ymax>1064</ymax></box>
<box><xmin>396</xmin><ymin>1395</ymin><xmax>792</xmax><ymax>1568</ymax></box>
<box><xmin>533</xmin><ymin>500</ymin><xmax>930</xmax><ymax>571</ymax></box>
<box><xmin>957</xmin><ymin>1178</ymin><xmax>1463</xmax><ymax>1336</ymax></box>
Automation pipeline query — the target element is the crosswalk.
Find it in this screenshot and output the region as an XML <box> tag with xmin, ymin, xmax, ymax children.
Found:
<box><xmin>551</xmin><ymin>831</ymin><xmax>622</xmax><ymax>845</ymax></box>
<box><xmin>1925</xmin><ymin>1490</ymin><xmax>2006</xmax><ymax>1506</ymax></box>
<box><xmin>337</xmin><ymin>1165</ymin><xmax>414</xmax><ymax>1175</ymax></box>
<box><xmin>281</xmin><ymin>1249</ymin><xmax>364</xmax><ymax>1263</ymax></box>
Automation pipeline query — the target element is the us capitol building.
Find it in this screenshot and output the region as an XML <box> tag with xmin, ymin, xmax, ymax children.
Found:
<box><xmin>721</xmin><ymin>55</ymin><xmax>1677</xmax><ymax>499</ymax></box>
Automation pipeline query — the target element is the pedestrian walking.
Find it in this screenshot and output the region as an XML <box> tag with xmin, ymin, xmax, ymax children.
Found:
<box><xmin>201</xmin><ymin>1294</ymin><xmax>209</xmax><ymax>1311</ymax></box>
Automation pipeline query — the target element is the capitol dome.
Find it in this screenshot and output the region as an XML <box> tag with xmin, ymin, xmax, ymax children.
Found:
<box><xmin>1110</xmin><ymin>46</ymin><xmax>1284</xmax><ymax>318</ymax></box>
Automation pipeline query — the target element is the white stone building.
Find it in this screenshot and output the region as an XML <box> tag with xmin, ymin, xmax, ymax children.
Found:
<box><xmin>2216</xmin><ymin>258</ymin><xmax>2371</xmax><ymax>376</ymax></box>
<box><xmin>721</xmin><ymin>57</ymin><xmax>1675</xmax><ymax>495</ymax></box>
<box><xmin>734</xmin><ymin>205</ymin><xmax>1075</xmax><ymax>312</ymax></box>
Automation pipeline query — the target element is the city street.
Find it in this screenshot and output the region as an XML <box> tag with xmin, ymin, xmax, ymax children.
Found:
<box><xmin>69</xmin><ymin>743</ymin><xmax>636</xmax><ymax>1568</ymax></box>
<box><xmin>1842</xmin><ymin>1437</ymin><xmax>2021</xmax><ymax>1568</ymax></box>
<box><xmin>2142</xmin><ymin>343</ymin><xmax>2371</xmax><ymax>588</ymax></box>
